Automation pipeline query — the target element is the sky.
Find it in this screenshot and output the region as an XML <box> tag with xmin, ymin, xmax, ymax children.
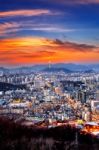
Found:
<box><xmin>0</xmin><ymin>0</ymin><xmax>99</xmax><ymax>66</ymax></box>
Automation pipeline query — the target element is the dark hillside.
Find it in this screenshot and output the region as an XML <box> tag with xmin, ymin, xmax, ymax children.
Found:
<box><xmin>0</xmin><ymin>117</ymin><xmax>99</xmax><ymax>150</ymax></box>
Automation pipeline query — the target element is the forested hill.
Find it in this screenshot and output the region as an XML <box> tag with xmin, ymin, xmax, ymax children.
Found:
<box><xmin>0</xmin><ymin>82</ymin><xmax>26</xmax><ymax>91</ymax></box>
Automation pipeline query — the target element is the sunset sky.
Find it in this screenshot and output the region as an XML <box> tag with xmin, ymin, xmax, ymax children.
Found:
<box><xmin>0</xmin><ymin>0</ymin><xmax>99</xmax><ymax>66</ymax></box>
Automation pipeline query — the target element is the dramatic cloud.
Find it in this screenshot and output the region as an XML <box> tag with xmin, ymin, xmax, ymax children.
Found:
<box><xmin>0</xmin><ymin>9</ymin><xmax>53</xmax><ymax>18</ymax></box>
<box><xmin>0</xmin><ymin>37</ymin><xmax>99</xmax><ymax>66</ymax></box>
<box><xmin>0</xmin><ymin>21</ymin><xmax>75</xmax><ymax>37</ymax></box>
<box><xmin>52</xmin><ymin>39</ymin><xmax>98</xmax><ymax>52</ymax></box>
<box><xmin>0</xmin><ymin>0</ymin><xmax>99</xmax><ymax>66</ymax></box>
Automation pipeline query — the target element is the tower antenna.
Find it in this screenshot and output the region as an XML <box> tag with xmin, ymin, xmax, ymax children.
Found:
<box><xmin>48</xmin><ymin>60</ymin><xmax>51</xmax><ymax>69</ymax></box>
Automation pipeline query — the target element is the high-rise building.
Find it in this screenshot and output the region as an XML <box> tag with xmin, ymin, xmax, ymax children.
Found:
<box><xmin>78</xmin><ymin>90</ymin><xmax>87</xmax><ymax>103</ymax></box>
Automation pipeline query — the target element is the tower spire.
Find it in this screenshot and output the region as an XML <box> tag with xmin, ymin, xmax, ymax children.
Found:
<box><xmin>48</xmin><ymin>60</ymin><xmax>51</xmax><ymax>69</ymax></box>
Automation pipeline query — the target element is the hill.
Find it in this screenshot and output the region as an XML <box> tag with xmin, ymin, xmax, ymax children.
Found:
<box><xmin>43</xmin><ymin>67</ymin><xmax>72</xmax><ymax>73</ymax></box>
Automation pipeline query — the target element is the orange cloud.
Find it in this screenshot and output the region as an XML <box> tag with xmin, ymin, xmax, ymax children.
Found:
<box><xmin>0</xmin><ymin>37</ymin><xmax>99</xmax><ymax>66</ymax></box>
<box><xmin>0</xmin><ymin>9</ymin><xmax>52</xmax><ymax>18</ymax></box>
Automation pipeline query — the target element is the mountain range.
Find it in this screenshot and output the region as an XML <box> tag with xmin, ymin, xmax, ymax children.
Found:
<box><xmin>0</xmin><ymin>63</ymin><xmax>99</xmax><ymax>74</ymax></box>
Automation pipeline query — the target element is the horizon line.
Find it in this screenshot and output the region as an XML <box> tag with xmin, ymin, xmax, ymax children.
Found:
<box><xmin>0</xmin><ymin>62</ymin><xmax>99</xmax><ymax>69</ymax></box>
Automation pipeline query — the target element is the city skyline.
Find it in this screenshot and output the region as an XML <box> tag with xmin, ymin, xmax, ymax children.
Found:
<box><xmin>0</xmin><ymin>0</ymin><xmax>99</xmax><ymax>66</ymax></box>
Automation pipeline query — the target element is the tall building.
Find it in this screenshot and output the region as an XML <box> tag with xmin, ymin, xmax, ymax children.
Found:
<box><xmin>78</xmin><ymin>90</ymin><xmax>87</xmax><ymax>103</ymax></box>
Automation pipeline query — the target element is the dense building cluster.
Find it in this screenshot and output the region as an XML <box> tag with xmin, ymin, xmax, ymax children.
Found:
<box><xmin>0</xmin><ymin>71</ymin><xmax>99</xmax><ymax>137</ymax></box>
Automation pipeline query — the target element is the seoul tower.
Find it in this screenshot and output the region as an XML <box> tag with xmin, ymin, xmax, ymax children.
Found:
<box><xmin>48</xmin><ymin>60</ymin><xmax>51</xmax><ymax>69</ymax></box>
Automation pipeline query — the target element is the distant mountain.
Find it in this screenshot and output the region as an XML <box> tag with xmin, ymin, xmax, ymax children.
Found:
<box><xmin>46</xmin><ymin>63</ymin><xmax>99</xmax><ymax>72</ymax></box>
<box><xmin>51</xmin><ymin>63</ymin><xmax>98</xmax><ymax>71</ymax></box>
<box><xmin>0</xmin><ymin>63</ymin><xmax>99</xmax><ymax>74</ymax></box>
<box><xmin>0</xmin><ymin>67</ymin><xmax>9</xmax><ymax>73</ymax></box>
<box><xmin>8</xmin><ymin>65</ymin><xmax>48</xmax><ymax>74</ymax></box>
<box><xmin>42</xmin><ymin>67</ymin><xmax>72</xmax><ymax>73</ymax></box>
<box><xmin>88</xmin><ymin>64</ymin><xmax>99</xmax><ymax>72</ymax></box>
<box><xmin>84</xmin><ymin>69</ymin><xmax>94</xmax><ymax>73</ymax></box>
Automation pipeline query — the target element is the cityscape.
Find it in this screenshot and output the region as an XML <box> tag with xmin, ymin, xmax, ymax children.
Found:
<box><xmin>0</xmin><ymin>0</ymin><xmax>99</xmax><ymax>150</ymax></box>
<box><xmin>0</xmin><ymin>65</ymin><xmax>99</xmax><ymax>146</ymax></box>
